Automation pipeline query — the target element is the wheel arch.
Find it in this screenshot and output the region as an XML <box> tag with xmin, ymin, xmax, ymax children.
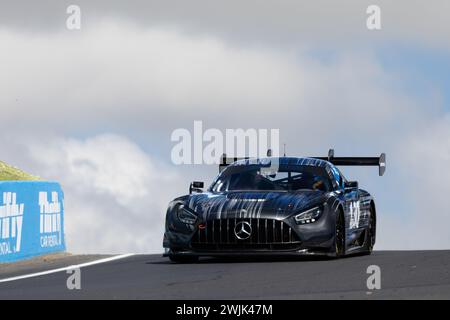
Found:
<box><xmin>333</xmin><ymin>201</ymin><xmax>345</xmax><ymax>226</ymax></box>
<box><xmin>370</xmin><ymin>200</ymin><xmax>377</xmax><ymax>220</ymax></box>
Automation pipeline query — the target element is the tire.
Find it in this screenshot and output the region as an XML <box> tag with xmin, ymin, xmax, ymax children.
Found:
<box><xmin>169</xmin><ymin>254</ymin><xmax>199</xmax><ymax>263</ymax></box>
<box><xmin>364</xmin><ymin>207</ymin><xmax>376</xmax><ymax>254</ymax></box>
<box><xmin>335</xmin><ymin>209</ymin><xmax>346</xmax><ymax>258</ymax></box>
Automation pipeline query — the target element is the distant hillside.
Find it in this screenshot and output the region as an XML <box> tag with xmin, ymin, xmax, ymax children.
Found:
<box><xmin>0</xmin><ymin>161</ymin><xmax>40</xmax><ymax>181</ymax></box>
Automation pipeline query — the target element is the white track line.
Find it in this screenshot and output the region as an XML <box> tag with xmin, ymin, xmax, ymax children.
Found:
<box><xmin>0</xmin><ymin>253</ymin><xmax>135</xmax><ymax>283</ymax></box>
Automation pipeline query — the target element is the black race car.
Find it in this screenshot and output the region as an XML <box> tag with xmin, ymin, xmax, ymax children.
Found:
<box><xmin>163</xmin><ymin>149</ymin><xmax>385</xmax><ymax>262</ymax></box>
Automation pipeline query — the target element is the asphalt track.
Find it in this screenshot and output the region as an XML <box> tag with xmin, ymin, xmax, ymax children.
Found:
<box><xmin>1</xmin><ymin>251</ymin><xmax>450</xmax><ymax>299</ymax></box>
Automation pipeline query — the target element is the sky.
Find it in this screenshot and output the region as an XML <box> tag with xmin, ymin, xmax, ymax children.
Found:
<box><xmin>0</xmin><ymin>1</ymin><xmax>449</xmax><ymax>253</ymax></box>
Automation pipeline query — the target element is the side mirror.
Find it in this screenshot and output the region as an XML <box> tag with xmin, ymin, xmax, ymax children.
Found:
<box><xmin>189</xmin><ymin>181</ymin><xmax>204</xmax><ymax>194</ymax></box>
<box><xmin>344</xmin><ymin>181</ymin><xmax>358</xmax><ymax>190</ymax></box>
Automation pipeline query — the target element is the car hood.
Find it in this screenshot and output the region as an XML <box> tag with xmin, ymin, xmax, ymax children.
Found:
<box><xmin>183</xmin><ymin>190</ymin><xmax>329</xmax><ymax>221</ymax></box>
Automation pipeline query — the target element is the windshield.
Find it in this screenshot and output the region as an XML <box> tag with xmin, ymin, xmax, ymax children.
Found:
<box><xmin>210</xmin><ymin>164</ymin><xmax>332</xmax><ymax>192</ymax></box>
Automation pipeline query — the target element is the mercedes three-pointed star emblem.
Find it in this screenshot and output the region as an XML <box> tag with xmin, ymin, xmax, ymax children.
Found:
<box><xmin>234</xmin><ymin>221</ymin><xmax>252</xmax><ymax>240</ymax></box>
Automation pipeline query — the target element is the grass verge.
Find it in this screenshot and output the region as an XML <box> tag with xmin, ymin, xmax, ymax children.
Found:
<box><xmin>0</xmin><ymin>160</ymin><xmax>40</xmax><ymax>181</ymax></box>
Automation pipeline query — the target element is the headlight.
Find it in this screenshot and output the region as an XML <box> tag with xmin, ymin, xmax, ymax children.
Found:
<box><xmin>176</xmin><ymin>204</ymin><xmax>198</xmax><ymax>225</ymax></box>
<box><xmin>294</xmin><ymin>206</ymin><xmax>323</xmax><ymax>224</ymax></box>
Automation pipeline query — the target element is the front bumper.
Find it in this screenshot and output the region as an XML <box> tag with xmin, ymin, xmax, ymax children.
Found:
<box><xmin>163</xmin><ymin>215</ymin><xmax>335</xmax><ymax>257</ymax></box>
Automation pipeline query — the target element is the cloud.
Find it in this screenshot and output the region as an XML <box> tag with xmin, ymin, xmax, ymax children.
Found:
<box><xmin>26</xmin><ymin>134</ymin><xmax>182</xmax><ymax>253</ymax></box>
<box><xmin>397</xmin><ymin>116</ymin><xmax>450</xmax><ymax>248</ymax></box>
<box><xmin>0</xmin><ymin>21</ymin><xmax>432</xmax><ymax>137</ymax></box>
<box><xmin>2</xmin><ymin>1</ymin><xmax>450</xmax><ymax>51</ymax></box>
<box><xmin>0</xmin><ymin>22</ymin><xmax>307</xmax><ymax>133</ymax></box>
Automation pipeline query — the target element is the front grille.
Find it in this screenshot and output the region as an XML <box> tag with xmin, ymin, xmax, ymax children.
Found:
<box><xmin>191</xmin><ymin>218</ymin><xmax>301</xmax><ymax>251</ymax></box>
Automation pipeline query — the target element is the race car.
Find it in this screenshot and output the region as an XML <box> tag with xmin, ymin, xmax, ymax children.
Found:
<box><xmin>163</xmin><ymin>149</ymin><xmax>385</xmax><ymax>262</ymax></box>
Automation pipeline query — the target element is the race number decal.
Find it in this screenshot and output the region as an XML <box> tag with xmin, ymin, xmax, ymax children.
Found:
<box><xmin>349</xmin><ymin>201</ymin><xmax>361</xmax><ymax>229</ymax></box>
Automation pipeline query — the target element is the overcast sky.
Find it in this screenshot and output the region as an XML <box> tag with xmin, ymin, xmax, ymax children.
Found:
<box><xmin>0</xmin><ymin>1</ymin><xmax>449</xmax><ymax>253</ymax></box>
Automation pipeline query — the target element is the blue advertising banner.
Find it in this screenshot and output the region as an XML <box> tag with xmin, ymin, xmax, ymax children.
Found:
<box><xmin>0</xmin><ymin>181</ymin><xmax>65</xmax><ymax>263</ymax></box>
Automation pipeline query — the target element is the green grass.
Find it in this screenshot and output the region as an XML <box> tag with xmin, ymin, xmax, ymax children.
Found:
<box><xmin>0</xmin><ymin>160</ymin><xmax>40</xmax><ymax>181</ymax></box>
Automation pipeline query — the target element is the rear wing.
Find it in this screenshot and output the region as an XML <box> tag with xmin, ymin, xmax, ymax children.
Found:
<box><xmin>314</xmin><ymin>149</ymin><xmax>386</xmax><ymax>176</ymax></box>
<box><xmin>219</xmin><ymin>149</ymin><xmax>386</xmax><ymax>176</ymax></box>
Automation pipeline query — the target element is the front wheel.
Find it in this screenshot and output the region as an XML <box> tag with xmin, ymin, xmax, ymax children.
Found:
<box><xmin>335</xmin><ymin>210</ymin><xmax>346</xmax><ymax>258</ymax></box>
